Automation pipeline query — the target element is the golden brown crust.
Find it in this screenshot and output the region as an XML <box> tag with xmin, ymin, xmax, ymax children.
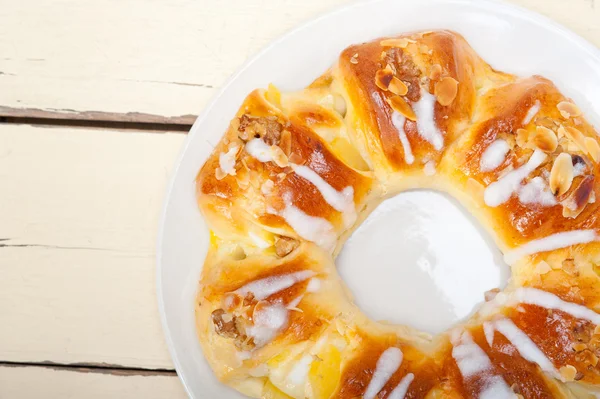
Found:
<box><xmin>194</xmin><ymin>30</ymin><xmax>600</xmax><ymax>398</ymax></box>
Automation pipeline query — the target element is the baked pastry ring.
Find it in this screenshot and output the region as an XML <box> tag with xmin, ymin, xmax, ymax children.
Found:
<box><xmin>195</xmin><ymin>30</ymin><xmax>600</xmax><ymax>398</ymax></box>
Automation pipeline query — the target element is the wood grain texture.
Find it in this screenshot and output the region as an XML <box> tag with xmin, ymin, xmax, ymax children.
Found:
<box><xmin>2</xmin><ymin>0</ymin><xmax>598</xmax><ymax>123</ymax></box>
<box><xmin>0</xmin><ymin>124</ymin><xmax>185</xmax><ymax>368</ymax></box>
<box><xmin>0</xmin><ymin>365</ymin><xmax>185</xmax><ymax>398</ymax></box>
<box><xmin>0</xmin><ymin>106</ymin><xmax>194</xmax><ymax>130</ymax></box>
<box><xmin>0</xmin><ymin>0</ymin><xmax>347</xmax><ymax>121</ymax></box>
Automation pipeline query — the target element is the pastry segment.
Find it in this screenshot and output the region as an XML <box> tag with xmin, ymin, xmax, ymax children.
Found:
<box><xmin>195</xmin><ymin>30</ymin><xmax>600</xmax><ymax>398</ymax></box>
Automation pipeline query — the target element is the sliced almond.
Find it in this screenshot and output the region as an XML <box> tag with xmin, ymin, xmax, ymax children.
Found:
<box><xmin>386</xmin><ymin>95</ymin><xmax>417</xmax><ymax>121</ymax></box>
<box><xmin>274</xmin><ymin>236</ymin><xmax>299</xmax><ymax>257</ymax></box>
<box><xmin>215</xmin><ymin>167</ymin><xmax>227</xmax><ymax>180</ymax></box>
<box><xmin>557</xmin><ymin>101</ymin><xmax>582</xmax><ymax>119</ymax></box>
<box><xmin>561</xmin><ymin>125</ymin><xmax>587</xmax><ymax>151</ymax></box>
<box><xmin>532</xmin><ymin>126</ymin><xmax>558</xmax><ymax>153</ymax></box>
<box><xmin>386</xmin><ymin>62</ymin><xmax>397</xmax><ymax>76</ymax></box>
<box><xmin>375</xmin><ymin>68</ymin><xmax>395</xmax><ymax>91</ymax></box>
<box><xmin>562</xmin><ymin>175</ymin><xmax>594</xmax><ymax>218</ymax></box>
<box><xmin>388</xmin><ymin>76</ymin><xmax>409</xmax><ymax>96</ymax></box>
<box><xmin>585</xmin><ymin>137</ymin><xmax>600</xmax><ymax>162</ymax></box>
<box><xmin>559</xmin><ymin>365</ymin><xmax>578</xmax><ymax>381</ymax></box>
<box><xmin>573</xmin><ymin>343</ymin><xmax>588</xmax><ymax>352</ymax></box>
<box><xmin>550</xmin><ymin>153</ymin><xmax>574</xmax><ymax>196</ymax></box>
<box><xmin>270</xmin><ymin>145</ymin><xmax>289</xmax><ymax>168</ymax></box>
<box><xmin>429</xmin><ymin>64</ymin><xmax>443</xmax><ymax>80</ymax></box>
<box><xmin>380</xmin><ymin>38</ymin><xmax>409</xmax><ymax>48</ymax></box>
<box><xmin>434</xmin><ymin>77</ymin><xmax>458</xmax><ymax>106</ymax></box>
<box><xmin>279</xmin><ymin>129</ymin><xmax>292</xmax><ymax>156</ymax></box>
<box><xmin>516</xmin><ymin>128</ymin><xmax>530</xmax><ymax>148</ymax></box>
<box><xmin>350</xmin><ymin>53</ymin><xmax>359</xmax><ymax>64</ymax></box>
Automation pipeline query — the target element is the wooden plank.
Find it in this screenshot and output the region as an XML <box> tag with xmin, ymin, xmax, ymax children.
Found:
<box><xmin>0</xmin><ymin>365</ymin><xmax>186</xmax><ymax>398</ymax></box>
<box><xmin>2</xmin><ymin>0</ymin><xmax>597</xmax><ymax>123</ymax></box>
<box><xmin>0</xmin><ymin>124</ymin><xmax>185</xmax><ymax>368</ymax></box>
<box><xmin>0</xmin><ymin>106</ymin><xmax>194</xmax><ymax>130</ymax></box>
<box><xmin>0</xmin><ymin>0</ymin><xmax>347</xmax><ymax>122</ymax></box>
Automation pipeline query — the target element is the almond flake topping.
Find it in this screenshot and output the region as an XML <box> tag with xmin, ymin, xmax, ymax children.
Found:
<box><xmin>387</xmin><ymin>95</ymin><xmax>417</xmax><ymax>121</ymax></box>
<box><xmin>434</xmin><ymin>77</ymin><xmax>458</xmax><ymax>106</ymax></box>
<box><xmin>380</xmin><ymin>38</ymin><xmax>410</xmax><ymax>48</ymax></box>
<box><xmin>549</xmin><ymin>153</ymin><xmax>574</xmax><ymax>196</ymax></box>
<box><xmin>429</xmin><ymin>64</ymin><xmax>442</xmax><ymax>80</ymax></box>
<box><xmin>388</xmin><ymin>77</ymin><xmax>408</xmax><ymax>96</ymax></box>
<box><xmin>585</xmin><ymin>137</ymin><xmax>600</xmax><ymax>162</ymax></box>
<box><xmin>557</xmin><ymin>101</ymin><xmax>582</xmax><ymax>119</ymax></box>
<box><xmin>532</xmin><ymin>126</ymin><xmax>558</xmax><ymax>153</ymax></box>
<box><xmin>375</xmin><ymin>67</ymin><xmax>394</xmax><ymax>91</ymax></box>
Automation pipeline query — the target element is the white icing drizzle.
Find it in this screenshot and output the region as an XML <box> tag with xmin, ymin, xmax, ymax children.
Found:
<box><xmin>523</xmin><ymin>101</ymin><xmax>541</xmax><ymax>125</ymax></box>
<box><xmin>235</xmin><ymin>270</ymin><xmax>315</xmax><ymax>300</ymax></box>
<box><xmin>246</xmin><ymin>138</ymin><xmax>357</xmax><ymax>239</ymax></box>
<box><xmin>484</xmin><ymin>150</ymin><xmax>547</xmax><ymax>207</ymax></box>
<box><xmin>480</xmin><ymin>139</ymin><xmax>510</xmax><ymax>172</ymax></box>
<box><xmin>517</xmin><ymin>176</ymin><xmax>557</xmax><ymax>206</ymax></box>
<box><xmin>287</xmin><ymin>354</ymin><xmax>314</xmax><ymax>385</ymax></box>
<box><xmin>391</xmin><ymin>111</ymin><xmax>414</xmax><ymax>165</ymax></box>
<box><xmin>574</xmin><ymin>161</ymin><xmax>586</xmax><ymax>177</ymax></box>
<box><xmin>494</xmin><ymin>287</ymin><xmax>600</xmax><ymax>325</ymax></box>
<box><xmin>247</xmin><ymin>303</ymin><xmax>289</xmax><ymax>347</ymax></box>
<box><xmin>414</xmin><ymin>90</ymin><xmax>444</xmax><ymax>151</ymax></box>
<box><xmin>287</xmin><ymin>294</ymin><xmax>304</xmax><ymax>310</ymax></box>
<box><xmin>291</xmin><ymin>164</ymin><xmax>356</xmax><ymax>228</ymax></box>
<box><xmin>237</xmin><ymin>270</ymin><xmax>322</xmax><ymax>348</ymax></box>
<box><xmin>248</xmin><ymin>231</ymin><xmax>271</xmax><ymax>249</ymax></box>
<box><xmin>245</xmin><ymin>138</ymin><xmax>274</xmax><ymax>162</ymax></box>
<box><xmin>424</xmin><ymin>161</ymin><xmax>436</xmax><ymax>176</ymax></box>
<box><xmin>387</xmin><ymin>373</ymin><xmax>414</xmax><ymax>399</ymax></box>
<box><xmin>306</xmin><ymin>278</ymin><xmax>321</xmax><ymax>293</ymax></box>
<box><xmin>503</xmin><ymin>229</ymin><xmax>597</xmax><ymax>264</ymax></box>
<box><xmin>484</xmin><ymin>318</ymin><xmax>560</xmax><ymax>380</ymax></box>
<box><xmin>451</xmin><ymin>329</ymin><xmax>492</xmax><ymax>377</ymax></box>
<box><xmin>478</xmin><ymin>378</ymin><xmax>517</xmax><ymax>399</ymax></box>
<box><xmin>483</xmin><ymin>322</ymin><xmax>495</xmax><ymax>350</ymax></box>
<box><xmin>219</xmin><ymin>145</ymin><xmax>239</xmax><ymax>175</ymax></box>
<box><xmin>451</xmin><ymin>330</ymin><xmax>513</xmax><ymax>397</ymax></box>
<box><xmin>364</xmin><ymin>347</ymin><xmax>403</xmax><ymax>399</ymax></box>
<box><xmin>279</xmin><ymin>196</ymin><xmax>337</xmax><ymax>251</ymax></box>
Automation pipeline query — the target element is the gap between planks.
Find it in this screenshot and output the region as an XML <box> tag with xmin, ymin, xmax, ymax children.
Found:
<box><xmin>0</xmin><ymin>106</ymin><xmax>195</xmax><ymax>132</ymax></box>
<box><xmin>0</xmin><ymin>360</ymin><xmax>176</xmax><ymax>377</ymax></box>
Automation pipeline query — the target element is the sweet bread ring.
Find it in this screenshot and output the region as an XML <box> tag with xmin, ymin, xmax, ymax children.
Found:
<box><xmin>195</xmin><ymin>30</ymin><xmax>600</xmax><ymax>398</ymax></box>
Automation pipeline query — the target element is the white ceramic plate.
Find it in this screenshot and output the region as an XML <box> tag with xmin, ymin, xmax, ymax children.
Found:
<box><xmin>157</xmin><ymin>0</ymin><xmax>600</xmax><ymax>397</ymax></box>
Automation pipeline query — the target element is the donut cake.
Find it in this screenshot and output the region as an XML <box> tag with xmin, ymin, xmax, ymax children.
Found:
<box><xmin>195</xmin><ymin>30</ymin><xmax>600</xmax><ymax>398</ymax></box>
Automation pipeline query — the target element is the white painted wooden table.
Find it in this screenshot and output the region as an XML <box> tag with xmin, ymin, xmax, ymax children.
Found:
<box><xmin>0</xmin><ymin>0</ymin><xmax>598</xmax><ymax>397</ymax></box>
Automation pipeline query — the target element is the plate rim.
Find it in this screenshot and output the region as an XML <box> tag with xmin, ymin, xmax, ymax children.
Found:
<box><xmin>156</xmin><ymin>0</ymin><xmax>600</xmax><ymax>397</ymax></box>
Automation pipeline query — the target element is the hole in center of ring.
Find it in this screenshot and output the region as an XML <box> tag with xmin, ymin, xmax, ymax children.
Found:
<box><xmin>336</xmin><ymin>190</ymin><xmax>510</xmax><ymax>335</ymax></box>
